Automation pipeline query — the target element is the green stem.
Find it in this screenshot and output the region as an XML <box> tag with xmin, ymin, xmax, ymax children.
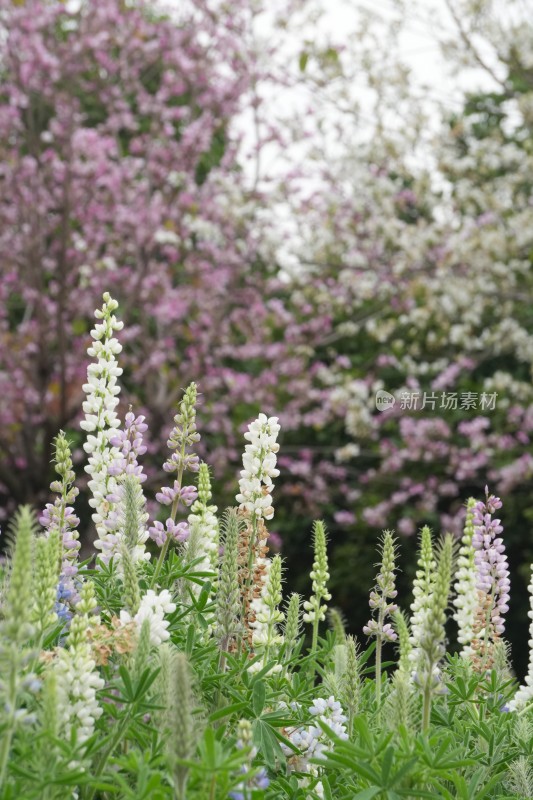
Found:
<box><xmin>375</xmin><ymin>605</ymin><xmax>385</xmax><ymax>706</ymax></box>
<box><xmin>375</xmin><ymin>633</ymin><xmax>383</xmax><ymax>706</ymax></box>
<box><xmin>311</xmin><ymin>612</ymin><xmax>319</xmax><ymax>657</ymax></box>
<box><xmin>208</xmin><ymin>774</ymin><xmax>217</xmax><ymax>800</ymax></box>
<box><xmin>422</xmin><ymin>683</ymin><xmax>432</xmax><ymax>732</ymax></box>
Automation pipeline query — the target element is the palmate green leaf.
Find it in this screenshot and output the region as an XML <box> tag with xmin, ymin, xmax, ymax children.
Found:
<box><xmin>252</xmin><ymin>719</ymin><xmax>286</xmax><ymax>772</ymax></box>
<box><xmin>252</xmin><ymin>679</ymin><xmax>266</xmax><ymax>717</ymax></box>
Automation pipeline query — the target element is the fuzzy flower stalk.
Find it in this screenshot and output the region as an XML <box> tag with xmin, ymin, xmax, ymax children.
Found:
<box><xmin>0</xmin><ymin>508</ymin><xmax>37</xmax><ymax>793</ymax></box>
<box><xmin>408</xmin><ymin>526</ymin><xmax>436</xmax><ymax>679</ymax></box>
<box><xmin>216</xmin><ymin>509</ymin><xmax>243</xmax><ymax>669</ymax></box>
<box><xmin>39</xmin><ymin>431</ymin><xmax>81</xmax><ymax>606</ymax></box>
<box><xmin>185</xmin><ymin>462</ymin><xmax>219</xmax><ymax>598</ymax></box>
<box><xmin>470</xmin><ymin>488</ymin><xmax>510</xmax><ymax>671</ymax></box>
<box><xmin>151</xmin><ymin>383</ymin><xmax>200</xmax><ymax>587</ymax></box>
<box><xmin>248</xmin><ymin>554</ymin><xmax>285</xmax><ymax>673</ymax></box>
<box><xmin>452</xmin><ymin>498</ymin><xmax>477</xmax><ymax>657</ymax></box>
<box><xmin>363</xmin><ymin>530</ymin><xmax>398</xmax><ymax>705</ymax></box>
<box><xmin>303</xmin><ymin>521</ymin><xmax>332</xmax><ymax>658</ymax></box>
<box><xmin>81</xmin><ymin>293</ymin><xmax>124</xmax><ymax>563</ymax></box>
<box><xmin>415</xmin><ymin>534</ymin><xmax>454</xmax><ymax>732</ymax></box>
<box><xmin>507</xmin><ymin>563</ymin><xmax>533</xmax><ymax>713</ymax></box>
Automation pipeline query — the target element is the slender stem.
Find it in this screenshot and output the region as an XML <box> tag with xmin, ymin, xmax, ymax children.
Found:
<box><xmin>311</xmin><ymin>612</ymin><xmax>319</xmax><ymax>657</ymax></box>
<box><xmin>375</xmin><ymin>605</ymin><xmax>385</xmax><ymax>705</ymax></box>
<box><xmin>208</xmin><ymin>774</ymin><xmax>217</xmax><ymax>800</ymax></box>
<box><xmin>422</xmin><ymin>684</ymin><xmax>432</xmax><ymax>732</ymax></box>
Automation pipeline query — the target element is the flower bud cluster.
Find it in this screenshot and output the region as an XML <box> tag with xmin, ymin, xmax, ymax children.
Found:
<box><xmin>453</xmin><ymin>499</ymin><xmax>478</xmax><ymax>655</ymax></box>
<box><xmin>408</xmin><ymin>526</ymin><xmax>436</xmax><ymax>671</ymax></box>
<box><xmin>81</xmin><ymin>293</ymin><xmax>124</xmax><ymax>559</ymax></box>
<box><xmin>31</xmin><ymin>531</ymin><xmax>60</xmax><ymax>634</ymax></box>
<box><xmin>186</xmin><ymin>463</ymin><xmax>219</xmax><ymax>585</ymax></box>
<box><xmin>414</xmin><ymin>535</ymin><xmax>454</xmax><ymax>698</ymax></box>
<box><xmin>120</xmin><ymin>589</ymin><xmax>176</xmax><ymax>646</ymax></box>
<box><xmin>303</xmin><ymin>521</ymin><xmax>331</xmax><ymax>624</ymax></box>
<box><xmin>472</xmin><ymin>488</ymin><xmax>510</xmax><ymax>636</ymax></box>
<box><xmin>39</xmin><ymin>431</ymin><xmax>80</xmax><ymax>595</ymax></box>
<box><xmin>236</xmin><ymin>413</ymin><xmax>280</xmax><ymax>521</ymax></box>
<box><xmin>363</xmin><ymin>530</ymin><xmax>398</xmax><ymax>643</ymax></box>
<box><xmin>150</xmin><ymin>383</ymin><xmax>200</xmax><ymax>548</ymax></box>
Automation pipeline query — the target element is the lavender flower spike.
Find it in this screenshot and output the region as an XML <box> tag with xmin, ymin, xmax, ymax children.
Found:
<box><xmin>472</xmin><ymin>487</ymin><xmax>510</xmax><ymax>637</ymax></box>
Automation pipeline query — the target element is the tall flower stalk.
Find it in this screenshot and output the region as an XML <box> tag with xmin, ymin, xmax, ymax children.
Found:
<box><xmin>235</xmin><ymin>413</ymin><xmax>280</xmax><ymax>640</ymax></box>
<box><xmin>470</xmin><ymin>488</ymin><xmax>510</xmax><ymax>671</ymax></box>
<box><xmin>453</xmin><ymin>498</ymin><xmax>477</xmax><ymax>656</ymax></box>
<box><xmin>151</xmin><ymin>383</ymin><xmax>200</xmax><ymax>588</ymax></box>
<box><xmin>303</xmin><ymin>521</ymin><xmax>332</xmax><ymax>658</ymax></box>
<box><xmin>81</xmin><ymin>292</ymin><xmax>124</xmax><ymax>563</ymax></box>
<box><xmin>363</xmin><ymin>530</ymin><xmax>398</xmax><ymax>705</ymax></box>
<box><xmin>0</xmin><ymin>507</ymin><xmax>36</xmax><ymax>794</ymax></box>
<box><xmin>39</xmin><ymin>431</ymin><xmax>81</xmax><ymax>604</ymax></box>
<box><xmin>416</xmin><ymin>535</ymin><xmax>454</xmax><ymax>732</ymax></box>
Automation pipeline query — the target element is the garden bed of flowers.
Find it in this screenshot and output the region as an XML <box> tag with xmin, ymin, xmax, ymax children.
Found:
<box><xmin>1</xmin><ymin>293</ymin><xmax>532</xmax><ymax>800</ymax></box>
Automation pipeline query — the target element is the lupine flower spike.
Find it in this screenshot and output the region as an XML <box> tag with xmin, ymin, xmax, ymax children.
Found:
<box><xmin>81</xmin><ymin>292</ymin><xmax>124</xmax><ymax>563</ymax></box>
<box><xmin>105</xmin><ymin>412</ymin><xmax>151</xmax><ymax>568</ymax></box>
<box><xmin>408</xmin><ymin>526</ymin><xmax>436</xmax><ymax>679</ymax></box>
<box><xmin>248</xmin><ymin>554</ymin><xmax>285</xmax><ymax>673</ymax></box>
<box><xmin>216</xmin><ymin>509</ymin><xmax>243</xmax><ymax>669</ymax></box>
<box><xmin>54</xmin><ymin>580</ymin><xmax>104</xmax><ymax>746</ymax></box>
<box><xmin>416</xmin><ymin>534</ymin><xmax>454</xmax><ymax>731</ymax></box>
<box><xmin>235</xmin><ymin>413</ymin><xmax>280</xmax><ymax>644</ymax></box>
<box><xmin>303</xmin><ymin>521</ymin><xmax>332</xmax><ymax>658</ymax></box>
<box><xmin>151</xmin><ymin>383</ymin><xmax>200</xmax><ymax>587</ymax></box>
<box><xmin>470</xmin><ymin>488</ymin><xmax>510</xmax><ymax>672</ymax></box>
<box><xmin>39</xmin><ymin>431</ymin><xmax>81</xmax><ymax>607</ymax></box>
<box><xmin>363</xmin><ymin>529</ymin><xmax>398</xmax><ymax>704</ymax></box>
<box><xmin>453</xmin><ymin>498</ymin><xmax>477</xmax><ymax>656</ymax></box>
<box><xmin>186</xmin><ymin>462</ymin><xmax>219</xmax><ymax>599</ymax></box>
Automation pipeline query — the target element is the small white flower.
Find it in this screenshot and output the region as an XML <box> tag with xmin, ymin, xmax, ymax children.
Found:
<box><xmin>120</xmin><ymin>589</ymin><xmax>177</xmax><ymax>646</ymax></box>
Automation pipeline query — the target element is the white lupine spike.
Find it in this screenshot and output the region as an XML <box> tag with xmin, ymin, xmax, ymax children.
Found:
<box><xmin>236</xmin><ymin>414</ymin><xmax>280</xmax><ymax>521</ymax></box>
<box><xmin>453</xmin><ymin>499</ymin><xmax>478</xmax><ymax>656</ymax></box>
<box><xmin>81</xmin><ymin>294</ymin><xmax>124</xmax><ymax>562</ymax></box>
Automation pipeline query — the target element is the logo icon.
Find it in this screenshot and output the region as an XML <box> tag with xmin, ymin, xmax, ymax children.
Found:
<box><xmin>375</xmin><ymin>390</ymin><xmax>395</xmax><ymax>411</ymax></box>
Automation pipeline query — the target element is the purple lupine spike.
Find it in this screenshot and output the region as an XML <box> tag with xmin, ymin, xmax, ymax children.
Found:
<box><xmin>472</xmin><ymin>488</ymin><xmax>510</xmax><ymax>636</ymax></box>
